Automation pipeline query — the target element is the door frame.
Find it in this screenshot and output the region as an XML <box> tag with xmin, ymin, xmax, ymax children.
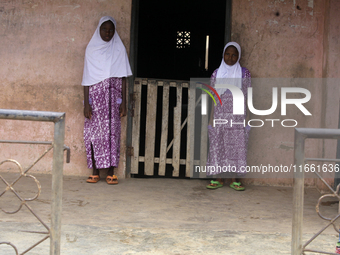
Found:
<box><xmin>126</xmin><ymin>0</ymin><xmax>232</xmax><ymax>177</ymax></box>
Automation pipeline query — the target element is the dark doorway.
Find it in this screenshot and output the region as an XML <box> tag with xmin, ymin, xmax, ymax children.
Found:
<box><xmin>136</xmin><ymin>0</ymin><xmax>227</xmax><ymax>80</ymax></box>
<box><xmin>127</xmin><ymin>0</ymin><xmax>230</xmax><ymax>177</ymax></box>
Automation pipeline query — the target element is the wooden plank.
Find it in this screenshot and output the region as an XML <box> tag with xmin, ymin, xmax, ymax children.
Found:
<box><xmin>200</xmin><ymin>85</ymin><xmax>208</xmax><ymax>179</ymax></box>
<box><xmin>131</xmin><ymin>78</ymin><xmax>142</xmax><ymax>174</ymax></box>
<box><xmin>166</xmin><ymin>93</ymin><xmax>201</xmax><ymax>153</ymax></box>
<box><xmin>172</xmin><ymin>84</ymin><xmax>182</xmax><ymax>177</ymax></box>
<box><xmin>159</xmin><ymin>82</ymin><xmax>170</xmax><ymax>176</ymax></box>
<box><xmin>144</xmin><ymin>80</ymin><xmax>157</xmax><ymax>175</ymax></box>
<box><xmin>193</xmin><ymin>160</ymin><xmax>200</xmax><ymax>165</ymax></box>
<box><xmin>141</xmin><ymin>79</ymin><xmax>189</xmax><ymax>88</ymax></box>
<box><xmin>138</xmin><ymin>156</ymin><xmax>186</xmax><ymax>165</ymax></box>
<box><xmin>186</xmin><ymin>81</ymin><xmax>196</xmax><ymax>177</ymax></box>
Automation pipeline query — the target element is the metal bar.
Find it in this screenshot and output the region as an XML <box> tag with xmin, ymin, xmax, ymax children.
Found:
<box><xmin>0</xmin><ymin>109</ymin><xmax>64</xmax><ymax>122</ymax></box>
<box><xmin>303</xmin><ymin>213</ymin><xmax>340</xmax><ymax>249</ymax></box>
<box><xmin>21</xmin><ymin>231</ymin><xmax>50</xmax><ymax>234</ymax></box>
<box><xmin>305</xmin><ymin>158</ymin><xmax>340</xmax><ymax>163</ymax></box>
<box><xmin>295</xmin><ymin>128</ymin><xmax>340</xmax><ymax>139</ymax></box>
<box><xmin>0</xmin><ymin>242</ymin><xmax>18</xmax><ymax>255</ymax></box>
<box><xmin>50</xmin><ymin>116</ymin><xmax>65</xmax><ymax>255</ymax></box>
<box><xmin>24</xmin><ymin>203</ymin><xmax>50</xmax><ymax>234</ymax></box>
<box><xmin>314</xmin><ymin>171</ymin><xmax>339</xmax><ymax>197</ymax></box>
<box><xmin>291</xmin><ymin>128</ymin><xmax>340</xmax><ymax>254</ymax></box>
<box><xmin>0</xmin><ymin>109</ymin><xmax>67</xmax><ymax>255</ymax></box>
<box><xmin>0</xmin><ymin>160</ymin><xmax>51</xmax><ymax>253</ymax></box>
<box><xmin>303</xmin><ymin>249</ymin><xmax>339</xmax><ymax>255</ymax></box>
<box><xmin>24</xmin><ymin>146</ymin><xmax>54</xmax><ymax>175</ymax></box>
<box><xmin>64</xmin><ymin>145</ymin><xmax>71</xmax><ymax>164</ymax></box>
<box><xmin>205</xmin><ymin>35</ymin><xmax>209</xmax><ymax>71</ymax></box>
<box><xmin>0</xmin><ymin>146</ymin><xmax>52</xmax><ymax>198</ymax></box>
<box><xmin>335</xmin><ymin>102</ymin><xmax>340</xmax><ymax>190</ymax></box>
<box><xmin>0</xmin><ymin>141</ymin><xmax>70</xmax><ymax>163</ymax></box>
<box><xmin>21</xmin><ymin>235</ymin><xmax>50</xmax><ymax>255</ymax></box>
<box><xmin>0</xmin><ymin>140</ymin><xmax>52</xmax><ymax>145</ymax></box>
<box><xmin>292</xmin><ymin>128</ymin><xmax>306</xmax><ymax>255</ymax></box>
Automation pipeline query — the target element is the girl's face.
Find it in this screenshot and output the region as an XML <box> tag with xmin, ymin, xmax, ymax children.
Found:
<box><xmin>100</xmin><ymin>20</ymin><xmax>115</xmax><ymax>42</ymax></box>
<box><xmin>223</xmin><ymin>46</ymin><xmax>239</xmax><ymax>66</ymax></box>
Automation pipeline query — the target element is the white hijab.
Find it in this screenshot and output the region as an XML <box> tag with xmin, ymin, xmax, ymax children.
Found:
<box><xmin>215</xmin><ymin>42</ymin><xmax>242</xmax><ymax>95</ymax></box>
<box><xmin>81</xmin><ymin>16</ymin><xmax>132</xmax><ymax>86</ymax></box>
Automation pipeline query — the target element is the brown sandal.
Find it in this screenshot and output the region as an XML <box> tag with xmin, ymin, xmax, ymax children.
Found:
<box><xmin>106</xmin><ymin>175</ymin><xmax>118</xmax><ymax>185</ymax></box>
<box><xmin>86</xmin><ymin>175</ymin><xmax>100</xmax><ymax>183</ymax></box>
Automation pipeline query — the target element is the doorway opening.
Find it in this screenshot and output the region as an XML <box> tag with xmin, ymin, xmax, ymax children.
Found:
<box><xmin>128</xmin><ymin>0</ymin><xmax>230</xmax><ymax>178</ymax></box>
<box><xmin>137</xmin><ymin>0</ymin><xmax>227</xmax><ymax>80</ymax></box>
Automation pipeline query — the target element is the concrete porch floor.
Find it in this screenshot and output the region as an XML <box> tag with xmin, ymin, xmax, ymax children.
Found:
<box><xmin>0</xmin><ymin>173</ymin><xmax>340</xmax><ymax>255</ymax></box>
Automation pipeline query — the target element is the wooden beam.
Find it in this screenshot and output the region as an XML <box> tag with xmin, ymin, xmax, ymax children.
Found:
<box><xmin>172</xmin><ymin>84</ymin><xmax>182</xmax><ymax>176</ymax></box>
<box><xmin>144</xmin><ymin>80</ymin><xmax>157</xmax><ymax>175</ymax></box>
<box><xmin>186</xmin><ymin>81</ymin><xmax>196</xmax><ymax>177</ymax></box>
<box><xmin>159</xmin><ymin>82</ymin><xmax>170</xmax><ymax>176</ymax></box>
<box><xmin>131</xmin><ymin>79</ymin><xmax>142</xmax><ymax>174</ymax></box>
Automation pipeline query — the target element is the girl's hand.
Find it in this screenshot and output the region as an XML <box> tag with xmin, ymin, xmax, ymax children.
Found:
<box><xmin>119</xmin><ymin>103</ymin><xmax>126</xmax><ymax>117</ymax></box>
<box><xmin>84</xmin><ymin>104</ymin><xmax>92</xmax><ymax>119</ymax></box>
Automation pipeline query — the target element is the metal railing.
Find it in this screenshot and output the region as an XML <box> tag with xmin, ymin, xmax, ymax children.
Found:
<box><xmin>292</xmin><ymin>128</ymin><xmax>340</xmax><ymax>255</ymax></box>
<box><xmin>0</xmin><ymin>109</ymin><xmax>69</xmax><ymax>255</ymax></box>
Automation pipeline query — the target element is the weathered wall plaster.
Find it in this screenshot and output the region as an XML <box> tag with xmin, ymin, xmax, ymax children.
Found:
<box><xmin>0</xmin><ymin>0</ymin><xmax>132</xmax><ymax>178</ymax></box>
<box><xmin>232</xmin><ymin>0</ymin><xmax>340</xmax><ymax>186</ymax></box>
<box><xmin>316</xmin><ymin>0</ymin><xmax>340</xmax><ymax>190</ymax></box>
<box><xmin>1</xmin><ymin>0</ymin><xmax>339</xmax><ymax>188</ymax></box>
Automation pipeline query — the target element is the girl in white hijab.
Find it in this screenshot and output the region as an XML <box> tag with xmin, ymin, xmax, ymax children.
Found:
<box><xmin>82</xmin><ymin>16</ymin><xmax>132</xmax><ymax>185</ymax></box>
<box><xmin>206</xmin><ymin>42</ymin><xmax>251</xmax><ymax>191</ymax></box>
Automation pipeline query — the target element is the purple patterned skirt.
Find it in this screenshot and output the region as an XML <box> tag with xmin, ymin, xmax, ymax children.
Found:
<box><xmin>207</xmin><ymin>91</ymin><xmax>249</xmax><ymax>177</ymax></box>
<box><xmin>84</xmin><ymin>77</ymin><xmax>122</xmax><ymax>169</ymax></box>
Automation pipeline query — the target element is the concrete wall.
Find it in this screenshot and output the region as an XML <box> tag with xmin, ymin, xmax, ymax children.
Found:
<box><xmin>232</xmin><ymin>0</ymin><xmax>340</xmax><ymax>186</ymax></box>
<box><xmin>323</xmin><ymin>0</ymin><xmax>340</xmax><ymax>152</ymax></box>
<box><xmin>316</xmin><ymin>0</ymin><xmax>340</xmax><ymax>190</ymax></box>
<box><xmin>0</xmin><ymin>0</ymin><xmax>132</xmax><ymax>178</ymax></box>
<box><xmin>1</xmin><ymin>0</ymin><xmax>339</xmax><ymax>187</ymax></box>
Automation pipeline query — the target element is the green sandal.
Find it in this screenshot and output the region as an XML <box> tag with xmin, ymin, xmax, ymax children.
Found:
<box><xmin>206</xmin><ymin>180</ymin><xmax>223</xmax><ymax>189</ymax></box>
<box><xmin>230</xmin><ymin>182</ymin><xmax>245</xmax><ymax>191</ymax></box>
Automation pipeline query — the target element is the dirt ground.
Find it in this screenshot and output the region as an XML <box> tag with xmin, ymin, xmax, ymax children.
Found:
<box><xmin>1</xmin><ymin>173</ymin><xmax>340</xmax><ymax>255</ymax></box>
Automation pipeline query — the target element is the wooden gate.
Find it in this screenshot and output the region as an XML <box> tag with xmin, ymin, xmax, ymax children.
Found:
<box><xmin>130</xmin><ymin>78</ymin><xmax>208</xmax><ymax>177</ymax></box>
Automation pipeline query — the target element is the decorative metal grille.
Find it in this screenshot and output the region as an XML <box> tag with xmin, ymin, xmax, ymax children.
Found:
<box><xmin>176</xmin><ymin>31</ymin><xmax>191</xmax><ymax>49</ymax></box>
<box><xmin>302</xmin><ymin>173</ymin><xmax>340</xmax><ymax>255</ymax></box>
<box><xmin>292</xmin><ymin>128</ymin><xmax>340</xmax><ymax>255</ymax></box>
<box><xmin>0</xmin><ymin>109</ymin><xmax>69</xmax><ymax>255</ymax></box>
<box><xmin>0</xmin><ymin>158</ymin><xmax>49</xmax><ymax>254</ymax></box>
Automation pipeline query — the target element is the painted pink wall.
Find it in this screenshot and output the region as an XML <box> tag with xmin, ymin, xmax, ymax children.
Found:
<box><xmin>316</xmin><ymin>0</ymin><xmax>340</xmax><ymax>190</ymax></box>
<box><xmin>1</xmin><ymin>0</ymin><xmax>339</xmax><ymax>188</ymax></box>
<box><xmin>0</xmin><ymin>0</ymin><xmax>131</xmax><ymax>178</ymax></box>
<box><xmin>232</xmin><ymin>0</ymin><xmax>340</xmax><ymax>186</ymax></box>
